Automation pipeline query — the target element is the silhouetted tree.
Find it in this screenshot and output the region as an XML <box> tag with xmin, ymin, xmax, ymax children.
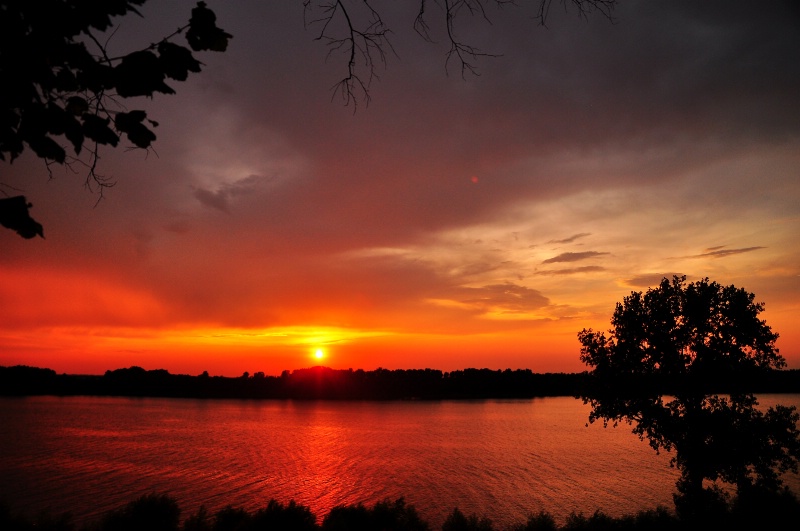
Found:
<box><xmin>578</xmin><ymin>276</ymin><xmax>800</xmax><ymax>519</ymax></box>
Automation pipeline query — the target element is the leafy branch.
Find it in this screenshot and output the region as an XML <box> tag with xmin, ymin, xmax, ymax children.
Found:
<box><xmin>0</xmin><ymin>0</ymin><xmax>232</xmax><ymax>193</ymax></box>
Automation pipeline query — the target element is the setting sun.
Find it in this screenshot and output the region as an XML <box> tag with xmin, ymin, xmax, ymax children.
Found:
<box><xmin>314</xmin><ymin>348</ymin><xmax>325</xmax><ymax>361</ymax></box>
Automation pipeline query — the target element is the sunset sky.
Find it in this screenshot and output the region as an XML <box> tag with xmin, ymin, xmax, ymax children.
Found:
<box><xmin>2</xmin><ymin>0</ymin><xmax>799</xmax><ymax>377</ymax></box>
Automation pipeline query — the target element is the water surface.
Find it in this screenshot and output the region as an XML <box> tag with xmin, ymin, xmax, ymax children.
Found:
<box><xmin>1</xmin><ymin>395</ymin><xmax>797</xmax><ymax>528</ymax></box>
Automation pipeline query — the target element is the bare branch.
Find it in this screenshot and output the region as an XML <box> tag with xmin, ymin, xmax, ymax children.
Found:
<box><xmin>305</xmin><ymin>0</ymin><xmax>395</xmax><ymax>109</ymax></box>
<box><xmin>442</xmin><ymin>0</ymin><xmax>506</xmax><ymax>79</ymax></box>
<box><xmin>536</xmin><ymin>0</ymin><xmax>617</xmax><ymax>26</ymax></box>
<box><xmin>413</xmin><ymin>0</ymin><xmax>432</xmax><ymax>41</ymax></box>
<box><xmin>303</xmin><ymin>1</ymin><xmax>616</xmax><ymax>106</ymax></box>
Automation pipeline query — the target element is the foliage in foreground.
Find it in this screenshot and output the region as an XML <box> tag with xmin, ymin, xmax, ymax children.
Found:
<box><xmin>3</xmin><ymin>489</ymin><xmax>800</xmax><ymax>531</ymax></box>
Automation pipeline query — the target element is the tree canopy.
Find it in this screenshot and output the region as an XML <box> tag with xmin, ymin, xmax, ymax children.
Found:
<box><xmin>578</xmin><ymin>276</ymin><xmax>800</xmax><ymax>518</ymax></box>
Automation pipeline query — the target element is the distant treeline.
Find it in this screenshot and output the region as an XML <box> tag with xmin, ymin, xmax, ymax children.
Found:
<box><xmin>2</xmin><ymin>365</ymin><xmax>800</xmax><ymax>400</ymax></box>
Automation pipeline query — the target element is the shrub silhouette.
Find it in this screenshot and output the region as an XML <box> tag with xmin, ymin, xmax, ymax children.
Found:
<box><xmin>208</xmin><ymin>505</ymin><xmax>249</xmax><ymax>531</ymax></box>
<box><xmin>442</xmin><ymin>508</ymin><xmax>493</xmax><ymax>531</ymax></box>
<box><xmin>509</xmin><ymin>511</ymin><xmax>558</xmax><ymax>531</ymax></box>
<box><xmin>727</xmin><ymin>485</ymin><xmax>800</xmax><ymax>529</ymax></box>
<box><xmin>321</xmin><ymin>498</ymin><xmax>428</xmax><ymax>531</ymax></box>
<box><xmin>97</xmin><ymin>492</ymin><xmax>180</xmax><ymax>531</ymax></box>
<box><xmin>371</xmin><ymin>498</ymin><xmax>429</xmax><ymax>531</ymax></box>
<box><xmin>4</xmin><ymin>490</ymin><xmax>800</xmax><ymax>531</ymax></box>
<box><xmin>181</xmin><ymin>505</ymin><xmax>211</xmax><ymax>531</ymax></box>
<box><xmin>0</xmin><ymin>501</ymin><xmax>75</xmax><ymax>531</ymax></box>
<box><xmin>322</xmin><ymin>504</ymin><xmax>370</xmax><ymax>531</ymax></box>
<box><xmin>250</xmin><ymin>500</ymin><xmax>317</xmax><ymax>531</ymax></box>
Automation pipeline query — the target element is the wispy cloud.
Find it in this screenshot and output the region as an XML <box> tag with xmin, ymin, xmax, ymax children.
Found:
<box><xmin>548</xmin><ymin>233</ymin><xmax>591</xmax><ymax>244</ymax></box>
<box><xmin>457</xmin><ymin>283</ymin><xmax>549</xmax><ymax>313</ymax></box>
<box><xmin>690</xmin><ymin>246</ymin><xmax>766</xmax><ymax>259</ymax></box>
<box><xmin>542</xmin><ymin>251</ymin><xmax>609</xmax><ymax>264</ymax></box>
<box><xmin>535</xmin><ymin>266</ymin><xmax>606</xmax><ymax>276</ymax></box>
<box><xmin>193</xmin><ymin>174</ymin><xmax>276</xmax><ymax>213</ymax></box>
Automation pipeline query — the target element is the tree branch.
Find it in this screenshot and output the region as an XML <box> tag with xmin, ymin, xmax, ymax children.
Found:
<box><xmin>305</xmin><ymin>0</ymin><xmax>395</xmax><ymax>109</ymax></box>
<box><xmin>306</xmin><ymin>1</ymin><xmax>616</xmax><ymax>106</ymax></box>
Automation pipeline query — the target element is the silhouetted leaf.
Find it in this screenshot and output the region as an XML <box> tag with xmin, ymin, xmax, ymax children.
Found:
<box><xmin>117</xmin><ymin>110</ymin><xmax>147</xmax><ymax>124</ymax></box>
<box><xmin>76</xmin><ymin>61</ymin><xmax>115</xmax><ymax>94</ymax></box>
<box><xmin>16</xmin><ymin>105</ymin><xmax>67</xmax><ymax>161</ymax></box>
<box><xmin>44</xmin><ymin>103</ymin><xmax>69</xmax><ymax>135</ymax></box>
<box><xmin>27</xmin><ymin>135</ymin><xmax>66</xmax><ymax>162</ymax></box>
<box><xmin>115</xmin><ymin>111</ymin><xmax>156</xmax><ymax>148</ymax></box>
<box><xmin>63</xmin><ymin>114</ymin><xmax>85</xmax><ymax>154</ymax></box>
<box><xmin>82</xmin><ymin>0</ymin><xmax>145</xmax><ymax>32</ymax></box>
<box><xmin>0</xmin><ymin>196</ymin><xmax>44</xmax><ymax>239</ymax></box>
<box><xmin>44</xmin><ymin>103</ymin><xmax>85</xmax><ymax>153</ymax></box>
<box><xmin>82</xmin><ymin>114</ymin><xmax>119</xmax><ymax>146</ymax></box>
<box><xmin>158</xmin><ymin>42</ymin><xmax>202</xmax><ymax>81</ymax></box>
<box><xmin>114</xmin><ymin>50</ymin><xmax>174</xmax><ymax>97</ymax></box>
<box><xmin>65</xmin><ymin>96</ymin><xmax>89</xmax><ymax>116</ymax></box>
<box><xmin>54</xmin><ymin>67</ymin><xmax>79</xmax><ymax>92</ymax></box>
<box><xmin>0</xmin><ymin>135</ymin><xmax>24</xmax><ymax>161</ymax></box>
<box><xmin>18</xmin><ymin>104</ymin><xmax>47</xmax><ymax>136</ymax></box>
<box><xmin>186</xmin><ymin>1</ymin><xmax>232</xmax><ymax>52</ymax></box>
